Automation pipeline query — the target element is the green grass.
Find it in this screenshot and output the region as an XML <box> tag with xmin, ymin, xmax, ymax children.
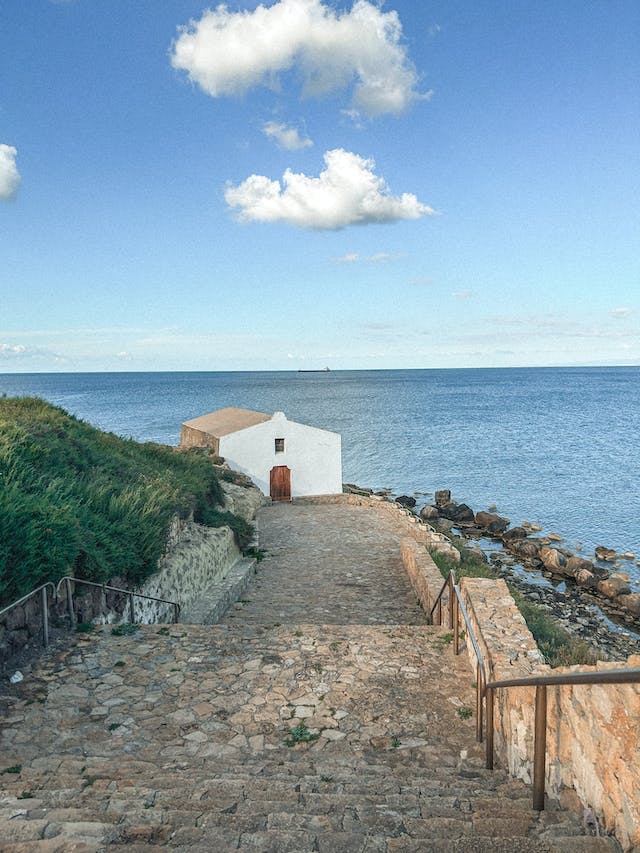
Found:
<box><xmin>0</xmin><ymin>398</ymin><xmax>253</xmax><ymax>607</ymax></box>
<box><xmin>430</xmin><ymin>542</ymin><xmax>596</xmax><ymax>668</ymax></box>
<box><xmin>509</xmin><ymin>588</ymin><xmax>597</xmax><ymax>667</ymax></box>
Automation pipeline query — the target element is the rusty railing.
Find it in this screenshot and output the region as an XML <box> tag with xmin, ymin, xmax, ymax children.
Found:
<box><xmin>55</xmin><ymin>577</ymin><xmax>180</xmax><ymax>624</ymax></box>
<box><xmin>0</xmin><ymin>582</ymin><xmax>56</xmax><ymax>648</ymax></box>
<box><xmin>429</xmin><ymin>566</ymin><xmax>640</xmax><ymax>811</ymax></box>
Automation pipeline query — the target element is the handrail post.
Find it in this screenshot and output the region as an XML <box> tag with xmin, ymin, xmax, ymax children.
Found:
<box><xmin>486</xmin><ymin>686</ymin><xmax>494</xmax><ymax>769</ymax></box>
<box><xmin>437</xmin><ymin>598</ymin><xmax>442</xmax><ymax>625</ymax></box>
<box><xmin>174</xmin><ymin>603</ymin><xmax>179</xmax><ymax>624</ymax></box>
<box><xmin>65</xmin><ymin>578</ymin><xmax>76</xmax><ymax>627</ymax></box>
<box><xmin>453</xmin><ymin>592</ymin><xmax>459</xmax><ymax>655</ymax></box>
<box><xmin>476</xmin><ymin>662</ymin><xmax>483</xmax><ymax>743</ymax></box>
<box><xmin>448</xmin><ymin>573</ymin><xmax>454</xmax><ymax>629</ymax></box>
<box><xmin>533</xmin><ymin>684</ymin><xmax>547</xmax><ymax>811</ymax></box>
<box><xmin>41</xmin><ymin>585</ymin><xmax>49</xmax><ymax>648</ymax></box>
<box><xmin>128</xmin><ymin>593</ymin><xmax>135</xmax><ymax>623</ymax></box>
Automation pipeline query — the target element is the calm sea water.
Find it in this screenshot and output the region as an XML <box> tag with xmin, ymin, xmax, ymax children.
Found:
<box><xmin>2</xmin><ymin>368</ymin><xmax>639</xmax><ymax>583</ymax></box>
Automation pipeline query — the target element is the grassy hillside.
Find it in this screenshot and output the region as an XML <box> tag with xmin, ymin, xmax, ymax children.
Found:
<box><xmin>0</xmin><ymin>397</ymin><xmax>251</xmax><ymax>608</ymax></box>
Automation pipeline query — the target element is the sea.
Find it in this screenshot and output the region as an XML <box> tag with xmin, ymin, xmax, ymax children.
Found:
<box><xmin>1</xmin><ymin>367</ymin><xmax>639</xmax><ymax>587</ymax></box>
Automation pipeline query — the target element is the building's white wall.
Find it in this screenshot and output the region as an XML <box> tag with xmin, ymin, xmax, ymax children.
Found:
<box><xmin>219</xmin><ymin>412</ymin><xmax>342</xmax><ymax>497</ymax></box>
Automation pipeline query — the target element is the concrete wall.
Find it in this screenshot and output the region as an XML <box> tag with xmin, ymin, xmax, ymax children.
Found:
<box><xmin>220</xmin><ymin>412</ymin><xmax>342</xmax><ymax>498</ymax></box>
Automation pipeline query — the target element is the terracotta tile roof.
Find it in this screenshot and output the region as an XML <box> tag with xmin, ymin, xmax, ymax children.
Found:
<box><xmin>182</xmin><ymin>407</ymin><xmax>271</xmax><ymax>438</ymax></box>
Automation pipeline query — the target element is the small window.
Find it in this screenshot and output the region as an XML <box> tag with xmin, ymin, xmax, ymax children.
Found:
<box><xmin>275</xmin><ymin>438</ymin><xmax>285</xmax><ymax>453</ymax></box>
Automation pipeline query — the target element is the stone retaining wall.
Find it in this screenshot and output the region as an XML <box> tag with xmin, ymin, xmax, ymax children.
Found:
<box><xmin>458</xmin><ymin>577</ymin><xmax>640</xmax><ymax>851</ymax></box>
<box><xmin>135</xmin><ymin>522</ymin><xmax>240</xmax><ymax>621</ymax></box>
<box><xmin>400</xmin><ymin>538</ymin><xmax>445</xmax><ymax>616</ymax></box>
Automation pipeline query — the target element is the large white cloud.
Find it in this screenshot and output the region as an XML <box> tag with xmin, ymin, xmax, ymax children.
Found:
<box><xmin>224</xmin><ymin>148</ymin><xmax>435</xmax><ymax>229</ymax></box>
<box><xmin>0</xmin><ymin>145</ymin><xmax>21</xmax><ymax>201</ymax></box>
<box><xmin>171</xmin><ymin>0</ymin><xmax>421</xmax><ymax>117</ymax></box>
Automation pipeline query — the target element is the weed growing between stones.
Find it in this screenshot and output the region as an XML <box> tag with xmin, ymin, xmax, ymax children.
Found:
<box><xmin>284</xmin><ymin>721</ymin><xmax>320</xmax><ymax>747</ymax></box>
<box><xmin>1</xmin><ymin>765</ymin><xmax>21</xmax><ymax>774</ymax></box>
<box><xmin>111</xmin><ymin>623</ymin><xmax>139</xmax><ymax>637</ymax></box>
<box><xmin>75</xmin><ymin>622</ymin><xmax>94</xmax><ymax>633</ymax></box>
<box><xmin>391</xmin><ymin>736</ymin><xmax>401</xmax><ymax>748</ymax></box>
<box><xmin>243</xmin><ymin>547</ymin><xmax>266</xmax><ymax>562</ymax></box>
<box><xmin>114</xmin><ymin>661</ymin><xmax>126</xmax><ymax>667</ymax></box>
<box><xmin>457</xmin><ymin>707</ymin><xmax>473</xmax><ymax>720</ymax></box>
<box><xmin>157</xmin><ymin>627</ymin><xmax>170</xmax><ymax>635</ymax></box>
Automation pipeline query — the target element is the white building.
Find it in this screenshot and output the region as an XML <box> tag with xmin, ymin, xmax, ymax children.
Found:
<box><xmin>180</xmin><ymin>407</ymin><xmax>342</xmax><ymax>500</ymax></box>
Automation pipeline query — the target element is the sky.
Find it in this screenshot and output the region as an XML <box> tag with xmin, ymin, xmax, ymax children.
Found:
<box><xmin>0</xmin><ymin>0</ymin><xmax>639</xmax><ymax>372</ymax></box>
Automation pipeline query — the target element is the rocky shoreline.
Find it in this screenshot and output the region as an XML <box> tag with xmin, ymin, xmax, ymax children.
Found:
<box><xmin>344</xmin><ymin>484</ymin><xmax>640</xmax><ymax>662</ymax></box>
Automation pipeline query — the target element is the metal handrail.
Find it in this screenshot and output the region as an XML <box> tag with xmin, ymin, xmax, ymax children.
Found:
<box><xmin>430</xmin><ymin>570</ymin><xmax>488</xmax><ymax>743</ymax></box>
<box><xmin>55</xmin><ymin>577</ymin><xmax>180</xmax><ymax>624</ymax></box>
<box><xmin>428</xmin><ymin>566</ymin><xmax>640</xmax><ymax>817</ymax></box>
<box><xmin>0</xmin><ymin>583</ymin><xmax>56</xmax><ymax>648</ymax></box>
<box><xmin>484</xmin><ymin>667</ymin><xmax>640</xmax><ymax>811</ymax></box>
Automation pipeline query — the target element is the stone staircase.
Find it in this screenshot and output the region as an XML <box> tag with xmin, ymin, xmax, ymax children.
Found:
<box><xmin>0</xmin><ymin>622</ymin><xmax>620</xmax><ymax>852</ymax></box>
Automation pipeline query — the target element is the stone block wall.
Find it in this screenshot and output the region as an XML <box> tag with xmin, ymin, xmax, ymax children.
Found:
<box><xmin>458</xmin><ymin>576</ymin><xmax>640</xmax><ymax>851</ymax></box>
<box><xmin>136</xmin><ymin>522</ymin><xmax>240</xmax><ymax>621</ymax></box>
<box><xmin>400</xmin><ymin>538</ymin><xmax>445</xmax><ymax>616</ymax></box>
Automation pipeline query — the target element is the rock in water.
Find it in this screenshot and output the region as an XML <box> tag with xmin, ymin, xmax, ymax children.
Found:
<box><xmin>438</xmin><ymin>502</ymin><xmax>475</xmax><ymax>523</ymax></box>
<box><xmin>597</xmin><ymin>574</ymin><xmax>631</xmax><ymax>598</ymax></box>
<box><xmin>475</xmin><ymin>511</ymin><xmax>509</xmax><ymax>534</ymax></box>
<box><xmin>539</xmin><ymin>546</ymin><xmax>568</xmax><ymax>573</ymax></box>
<box><xmin>420</xmin><ymin>505</ymin><xmax>439</xmax><ymax>520</ymax></box>
<box><xmin>434</xmin><ymin>489</ymin><xmax>451</xmax><ymax>507</ymax></box>
<box><xmin>595</xmin><ymin>545</ymin><xmax>617</xmax><ymax>562</ymax></box>
<box><xmin>503</xmin><ymin>526</ymin><xmax>528</xmax><ymax>541</ymax></box>
<box><xmin>395</xmin><ymin>495</ymin><xmax>416</xmax><ymax>508</ymax></box>
<box><xmin>618</xmin><ymin>593</ymin><xmax>640</xmax><ymax>616</ymax></box>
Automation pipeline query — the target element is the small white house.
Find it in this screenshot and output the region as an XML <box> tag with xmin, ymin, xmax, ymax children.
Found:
<box><xmin>180</xmin><ymin>407</ymin><xmax>342</xmax><ymax>500</ymax></box>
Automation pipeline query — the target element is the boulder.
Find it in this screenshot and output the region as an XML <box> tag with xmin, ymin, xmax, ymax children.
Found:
<box><xmin>597</xmin><ymin>575</ymin><xmax>631</xmax><ymax>599</ymax></box>
<box><xmin>438</xmin><ymin>502</ymin><xmax>475</xmax><ymax>523</ymax></box>
<box><xmin>565</xmin><ymin>556</ymin><xmax>594</xmax><ymax>575</ymax></box>
<box><xmin>574</xmin><ymin>569</ymin><xmax>598</xmax><ymax>589</ymax></box>
<box><xmin>475</xmin><ymin>511</ymin><xmax>509</xmax><ymax>534</ymax></box>
<box><xmin>617</xmin><ymin>593</ymin><xmax>640</xmax><ymax>617</ymax></box>
<box><xmin>539</xmin><ymin>547</ymin><xmax>567</xmax><ymax>573</ymax></box>
<box><xmin>420</xmin><ymin>505</ymin><xmax>439</xmax><ymax>521</ymax></box>
<box><xmin>395</xmin><ymin>495</ymin><xmax>416</xmax><ymax>508</ymax></box>
<box><xmin>432</xmin><ymin>518</ymin><xmax>455</xmax><ymax>533</ymax></box>
<box><xmin>508</xmin><ymin>539</ymin><xmax>543</xmax><ymax>559</ymax></box>
<box><xmin>503</xmin><ymin>526</ymin><xmax>528</xmax><ymax>542</ymax></box>
<box><xmin>434</xmin><ymin>489</ymin><xmax>451</xmax><ymax>507</ymax></box>
<box><xmin>595</xmin><ymin>546</ymin><xmax>617</xmax><ymax>562</ymax></box>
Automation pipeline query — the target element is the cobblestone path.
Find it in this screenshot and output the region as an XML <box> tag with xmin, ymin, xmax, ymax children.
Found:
<box><xmin>224</xmin><ymin>502</ymin><xmax>426</xmax><ymax>626</ymax></box>
<box><xmin>0</xmin><ymin>502</ymin><xmax>618</xmax><ymax>851</ymax></box>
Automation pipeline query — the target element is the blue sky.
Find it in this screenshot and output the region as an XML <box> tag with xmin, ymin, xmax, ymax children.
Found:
<box><xmin>1</xmin><ymin>0</ymin><xmax>638</xmax><ymax>372</ymax></box>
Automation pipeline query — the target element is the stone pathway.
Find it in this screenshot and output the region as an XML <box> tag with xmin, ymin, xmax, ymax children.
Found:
<box><xmin>224</xmin><ymin>502</ymin><xmax>426</xmax><ymax>626</ymax></box>
<box><xmin>0</xmin><ymin>501</ymin><xmax>620</xmax><ymax>851</ymax></box>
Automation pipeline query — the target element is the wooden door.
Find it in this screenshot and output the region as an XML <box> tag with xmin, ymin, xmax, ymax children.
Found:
<box><xmin>270</xmin><ymin>465</ymin><xmax>291</xmax><ymax>501</ymax></box>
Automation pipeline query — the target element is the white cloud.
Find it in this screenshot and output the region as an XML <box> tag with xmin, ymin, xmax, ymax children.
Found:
<box><xmin>610</xmin><ymin>306</ymin><xmax>634</xmax><ymax>318</ymax></box>
<box><xmin>171</xmin><ymin>0</ymin><xmax>422</xmax><ymax>117</ymax></box>
<box><xmin>0</xmin><ymin>145</ymin><xmax>21</xmax><ymax>201</ymax></box>
<box><xmin>335</xmin><ymin>251</ymin><xmax>397</xmax><ymax>263</ymax></box>
<box><xmin>453</xmin><ymin>289</ymin><xmax>474</xmax><ymax>299</ymax></box>
<box><xmin>263</xmin><ymin>121</ymin><xmax>312</xmax><ymax>150</ymax></box>
<box><xmin>225</xmin><ymin>148</ymin><xmax>435</xmax><ymax>230</ymax></box>
<box><xmin>0</xmin><ymin>343</ymin><xmax>63</xmax><ymax>361</ymax></box>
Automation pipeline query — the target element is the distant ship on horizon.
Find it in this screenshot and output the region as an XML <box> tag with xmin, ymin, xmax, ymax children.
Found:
<box><xmin>297</xmin><ymin>367</ymin><xmax>331</xmax><ymax>373</ymax></box>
